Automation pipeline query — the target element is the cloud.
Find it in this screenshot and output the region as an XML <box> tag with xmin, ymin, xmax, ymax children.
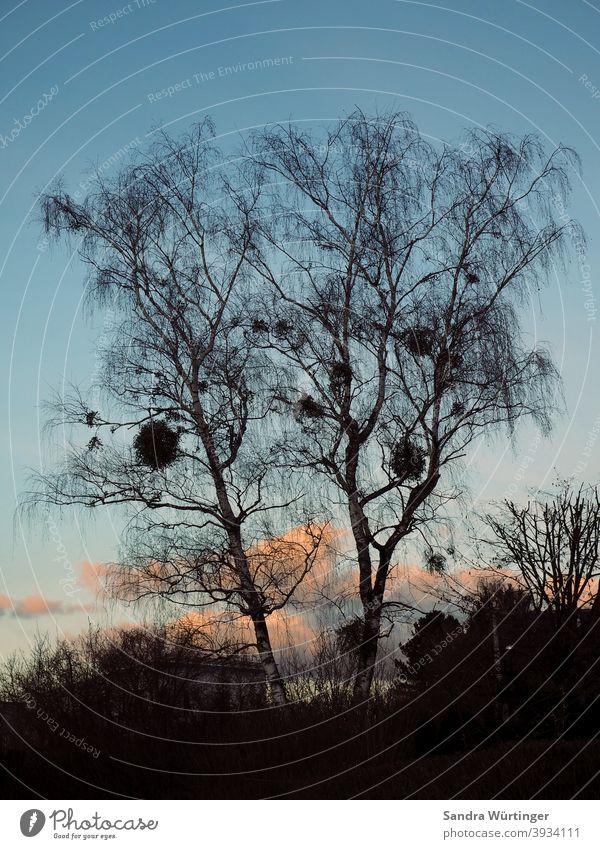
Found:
<box><xmin>0</xmin><ymin>592</ymin><xmax>94</xmax><ymax>619</ymax></box>
<box><xmin>77</xmin><ymin>560</ymin><xmax>110</xmax><ymax>598</ymax></box>
<box><xmin>54</xmin><ymin>537</ymin><xmax>522</xmax><ymax>649</ymax></box>
<box><xmin>384</xmin><ymin>562</ymin><xmax>522</xmax><ymax>611</ymax></box>
<box><xmin>166</xmin><ymin>607</ymin><xmax>320</xmax><ymax>656</ymax></box>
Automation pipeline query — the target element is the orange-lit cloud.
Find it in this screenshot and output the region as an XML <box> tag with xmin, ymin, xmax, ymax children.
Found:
<box><xmin>166</xmin><ymin>608</ymin><xmax>254</xmax><ymax>650</ymax></box>
<box><xmin>77</xmin><ymin>560</ymin><xmax>111</xmax><ymax>598</ymax></box>
<box><xmin>385</xmin><ymin>562</ymin><xmax>522</xmax><ymax>611</ymax></box>
<box><xmin>0</xmin><ymin>592</ymin><xmax>94</xmax><ymax>618</ymax></box>
<box><xmin>74</xmin><ymin>526</ymin><xmax>600</xmax><ymax>655</ymax></box>
<box><xmin>166</xmin><ymin>606</ymin><xmax>321</xmax><ymax>656</ymax></box>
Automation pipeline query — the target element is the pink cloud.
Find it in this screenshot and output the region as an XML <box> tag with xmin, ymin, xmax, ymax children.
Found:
<box><xmin>77</xmin><ymin>560</ymin><xmax>110</xmax><ymax>598</ymax></box>
<box><xmin>0</xmin><ymin>592</ymin><xmax>95</xmax><ymax>619</ymax></box>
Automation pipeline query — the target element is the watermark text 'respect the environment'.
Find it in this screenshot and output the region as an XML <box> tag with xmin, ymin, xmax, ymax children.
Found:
<box><xmin>90</xmin><ymin>0</ymin><xmax>157</xmax><ymax>30</ymax></box>
<box><xmin>147</xmin><ymin>56</ymin><xmax>294</xmax><ymax>102</ymax></box>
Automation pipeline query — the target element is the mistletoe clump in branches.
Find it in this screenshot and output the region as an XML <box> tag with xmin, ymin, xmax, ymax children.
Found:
<box><xmin>133</xmin><ymin>420</ymin><xmax>180</xmax><ymax>470</ymax></box>
<box><xmin>390</xmin><ymin>436</ymin><xmax>427</xmax><ymax>482</ymax></box>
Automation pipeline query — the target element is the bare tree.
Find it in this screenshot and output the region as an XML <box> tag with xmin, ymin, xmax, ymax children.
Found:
<box><xmin>248</xmin><ymin>110</ymin><xmax>577</xmax><ymax>701</ymax></box>
<box><xmin>28</xmin><ymin>120</ymin><xmax>324</xmax><ymax>705</ymax></box>
<box><xmin>482</xmin><ymin>484</ymin><xmax>600</xmax><ymax>630</ymax></box>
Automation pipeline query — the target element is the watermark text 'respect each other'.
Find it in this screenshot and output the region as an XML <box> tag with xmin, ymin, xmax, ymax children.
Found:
<box><xmin>23</xmin><ymin>693</ymin><xmax>101</xmax><ymax>759</ymax></box>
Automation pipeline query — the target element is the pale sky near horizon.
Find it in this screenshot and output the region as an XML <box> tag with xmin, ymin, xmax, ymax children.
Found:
<box><xmin>2</xmin><ymin>0</ymin><xmax>600</xmax><ymax>656</ymax></box>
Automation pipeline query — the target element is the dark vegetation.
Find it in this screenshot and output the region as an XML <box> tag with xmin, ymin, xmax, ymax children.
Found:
<box><xmin>1</xmin><ymin>610</ymin><xmax>600</xmax><ymax>799</ymax></box>
<box><xmin>2</xmin><ymin>520</ymin><xmax>600</xmax><ymax>799</ymax></box>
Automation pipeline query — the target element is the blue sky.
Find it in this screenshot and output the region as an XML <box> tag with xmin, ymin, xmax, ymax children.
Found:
<box><xmin>2</xmin><ymin>0</ymin><xmax>600</xmax><ymax>655</ymax></box>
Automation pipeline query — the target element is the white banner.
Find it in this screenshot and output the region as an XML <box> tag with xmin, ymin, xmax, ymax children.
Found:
<box><xmin>0</xmin><ymin>800</ymin><xmax>598</xmax><ymax>848</ymax></box>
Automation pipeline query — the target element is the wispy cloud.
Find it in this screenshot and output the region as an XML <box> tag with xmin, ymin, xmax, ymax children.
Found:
<box><xmin>0</xmin><ymin>591</ymin><xmax>94</xmax><ymax>618</ymax></box>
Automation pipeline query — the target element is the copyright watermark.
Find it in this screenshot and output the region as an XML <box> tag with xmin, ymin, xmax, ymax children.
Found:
<box><xmin>0</xmin><ymin>86</ymin><xmax>58</xmax><ymax>150</ymax></box>
<box><xmin>147</xmin><ymin>56</ymin><xmax>294</xmax><ymax>102</ymax></box>
<box><xmin>89</xmin><ymin>0</ymin><xmax>157</xmax><ymax>31</ymax></box>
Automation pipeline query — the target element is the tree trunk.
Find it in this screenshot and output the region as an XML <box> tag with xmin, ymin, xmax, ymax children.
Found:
<box><xmin>352</xmin><ymin>605</ymin><xmax>382</xmax><ymax>704</ymax></box>
<box><xmin>189</xmin><ymin>398</ymin><xmax>288</xmax><ymax>706</ymax></box>
<box><xmin>490</xmin><ymin>605</ymin><xmax>509</xmax><ymax>724</ymax></box>
<box><xmin>251</xmin><ymin>609</ymin><xmax>288</xmax><ymax>706</ymax></box>
<box><xmin>347</xmin><ymin>471</ymin><xmax>441</xmax><ymax>705</ymax></box>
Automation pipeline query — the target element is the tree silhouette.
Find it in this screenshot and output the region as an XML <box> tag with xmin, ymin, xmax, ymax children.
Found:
<box><xmin>483</xmin><ymin>484</ymin><xmax>600</xmax><ymax>629</ymax></box>
<box><xmin>28</xmin><ymin>120</ymin><xmax>325</xmax><ymax>705</ymax></box>
<box><xmin>249</xmin><ymin>110</ymin><xmax>577</xmax><ymax>701</ymax></box>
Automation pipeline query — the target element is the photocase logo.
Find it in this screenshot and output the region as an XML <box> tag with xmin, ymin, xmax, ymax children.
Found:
<box><xmin>19</xmin><ymin>810</ymin><xmax>46</xmax><ymax>837</ymax></box>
